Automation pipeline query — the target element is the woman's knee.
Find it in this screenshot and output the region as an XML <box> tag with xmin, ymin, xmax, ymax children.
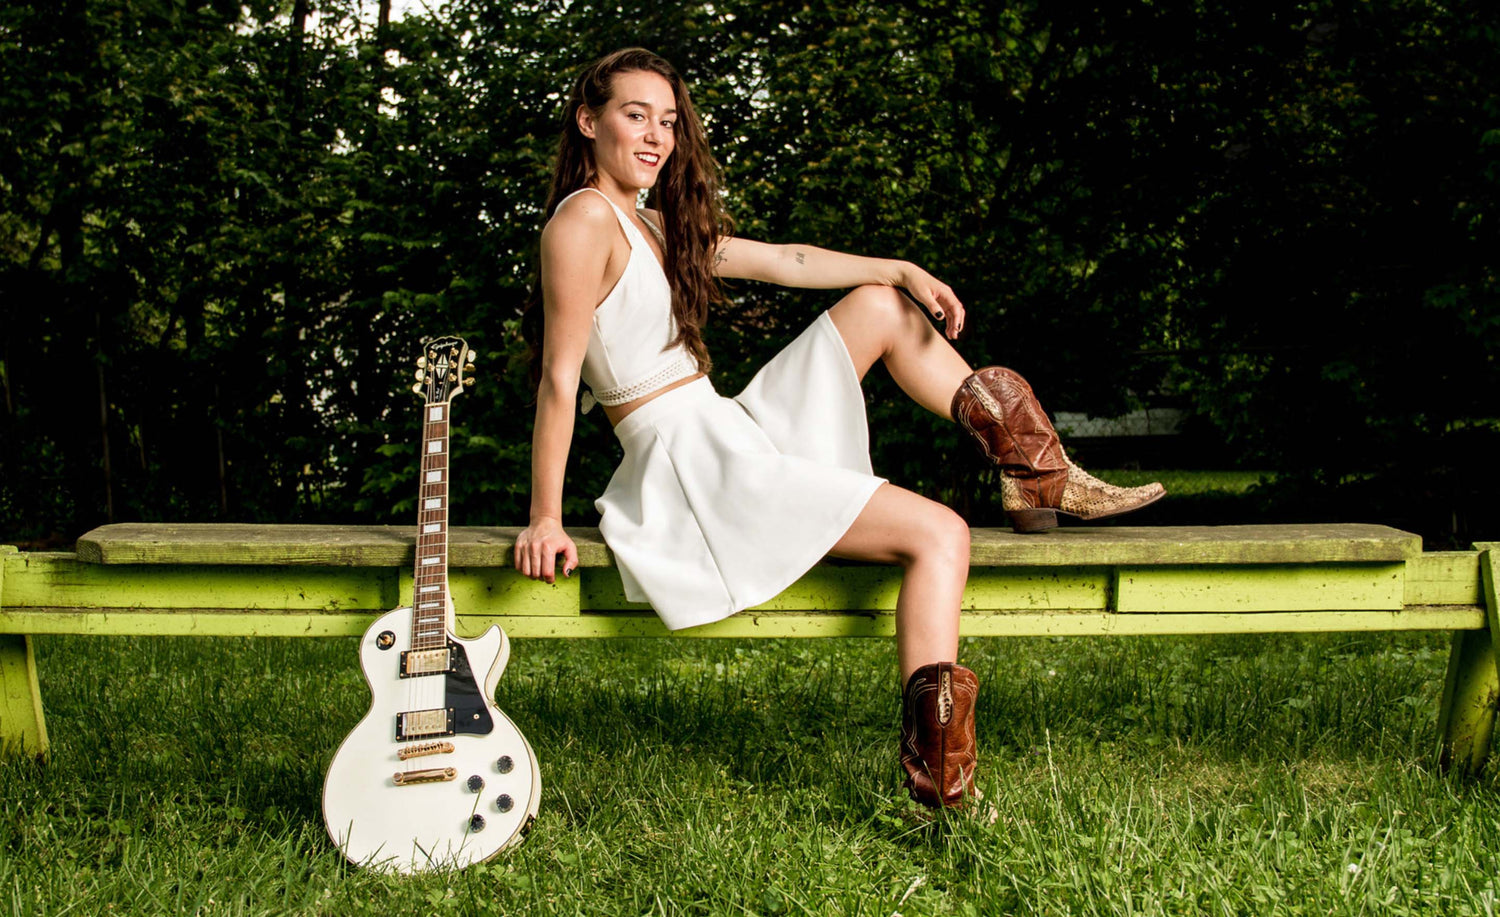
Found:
<box><xmin>903</xmin><ymin>502</ymin><xmax>971</xmax><ymax>570</ymax></box>
<box><xmin>841</xmin><ymin>284</ymin><xmax>914</xmax><ymax>325</ymax></box>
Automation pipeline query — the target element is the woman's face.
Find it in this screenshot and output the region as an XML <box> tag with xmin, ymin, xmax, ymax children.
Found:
<box><xmin>578</xmin><ymin>69</ymin><xmax>677</xmax><ymax>193</ymax></box>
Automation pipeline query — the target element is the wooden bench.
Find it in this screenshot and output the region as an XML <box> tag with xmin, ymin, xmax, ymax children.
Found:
<box><xmin>2</xmin><ymin>523</ymin><xmax>1496</xmax><ymax>774</ymax></box>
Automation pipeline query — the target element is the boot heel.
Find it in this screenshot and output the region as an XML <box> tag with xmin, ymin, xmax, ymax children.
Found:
<box><xmin>1007</xmin><ymin>508</ymin><xmax>1057</xmax><ymax>534</ymax></box>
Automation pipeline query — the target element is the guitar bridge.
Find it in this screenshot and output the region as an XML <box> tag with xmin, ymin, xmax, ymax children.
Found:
<box><xmin>400</xmin><ymin>646</ymin><xmax>455</xmax><ymax>678</ymax></box>
<box><xmin>397</xmin><ymin>740</ymin><xmax>455</xmax><ymax>760</ymax></box>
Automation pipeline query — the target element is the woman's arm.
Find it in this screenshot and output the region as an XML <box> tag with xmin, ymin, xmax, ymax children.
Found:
<box><xmin>515</xmin><ymin>198</ymin><xmax>616</xmax><ymax>584</ymax></box>
<box><xmin>713</xmin><ymin>236</ymin><xmax>966</xmax><ymax>339</ymax></box>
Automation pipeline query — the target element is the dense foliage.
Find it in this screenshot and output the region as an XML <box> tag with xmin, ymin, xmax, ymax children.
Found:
<box><xmin>2</xmin><ymin>0</ymin><xmax>1496</xmax><ymax>545</ymax></box>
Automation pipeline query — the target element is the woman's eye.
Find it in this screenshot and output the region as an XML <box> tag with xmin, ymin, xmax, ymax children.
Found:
<box><xmin>628</xmin><ymin>113</ymin><xmax>644</xmax><ymax>120</ymax></box>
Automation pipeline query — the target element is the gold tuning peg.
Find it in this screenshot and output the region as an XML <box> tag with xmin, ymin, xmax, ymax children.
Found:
<box><xmin>464</xmin><ymin>377</ymin><xmax>476</xmax><ymax>387</ymax></box>
<box><xmin>413</xmin><ymin>368</ymin><xmax>425</xmax><ymax>381</ymax></box>
<box><xmin>411</xmin><ymin>383</ymin><xmax>424</xmax><ymax>395</ymax></box>
<box><xmin>417</xmin><ymin>356</ymin><xmax>427</xmax><ymax>367</ymax></box>
<box><xmin>463</xmin><ymin>363</ymin><xmax>475</xmax><ymax>375</ymax></box>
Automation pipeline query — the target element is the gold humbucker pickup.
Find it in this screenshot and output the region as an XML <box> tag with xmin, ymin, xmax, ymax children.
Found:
<box><xmin>400</xmin><ymin>646</ymin><xmax>455</xmax><ymax>678</ymax></box>
<box><xmin>392</xmin><ymin>767</ymin><xmax>457</xmax><ymax>786</ymax></box>
<box><xmin>397</xmin><ymin>740</ymin><xmax>455</xmax><ymax>760</ymax></box>
<box><xmin>395</xmin><ymin>707</ymin><xmax>455</xmax><ymax>741</ymax></box>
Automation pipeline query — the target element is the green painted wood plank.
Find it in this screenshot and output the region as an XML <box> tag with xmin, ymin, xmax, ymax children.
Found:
<box><xmin>3</xmin><ymin>554</ymin><xmax>580</xmax><ymax>617</ymax></box>
<box><xmin>76</xmin><ymin>523</ymin><xmax>1419</xmax><ymax>568</ymax></box>
<box><xmin>1405</xmin><ymin>552</ymin><xmax>1483</xmax><ymax>606</ymax></box>
<box><xmin>3</xmin><ymin>553</ymin><xmax>392</xmax><ymax>611</ymax></box>
<box><xmin>75</xmin><ymin>523</ymin><xmax>615</xmax><ymax>567</ymax></box>
<box><xmin>463</xmin><ymin>606</ymin><xmax>1485</xmax><ymax>638</ymax></box>
<box><xmin>0</xmin><ymin>609</ymin><xmax>377</xmax><ymax>638</ymax></box>
<box><xmin>436</xmin><ymin>568</ymin><xmax>580</xmax><ymax>616</ymax></box>
<box><xmin>1115</xmin><ymin>563</ymin><xmax>1406</xmax><ymax>612</ymax></box>
<box><xmin>968</xmin><ymin>524</ymin><xmax>1421</xmax><ymax>565</ymax></box>
<box><xmin>579</xmin><ymin>566</ymin><xmax>1112</xmax><ymax>612</ymax></box>
<box><xmin>4</xmin><ymin>606</ymin><xmax>1482</xmax><ymax>640</ymax></box>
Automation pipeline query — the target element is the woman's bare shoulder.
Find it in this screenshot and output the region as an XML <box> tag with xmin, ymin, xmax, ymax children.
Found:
<box><xmin>543</xmin><ymin>190</ymin><xmax>618</xmax><ymax>247</ymax></box>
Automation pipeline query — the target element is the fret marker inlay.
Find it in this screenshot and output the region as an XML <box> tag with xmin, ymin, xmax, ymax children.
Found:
<box><xmin>424</xmin><ymin>498</ymin><xmax>441</xmax><ymax>509</ymax></box>
<box><xmin>429</xmin><ymin>406</ymin><xmax>444</xmax><ymax>421</ymax></box>
<box><xmin>423</xmin><ymin>523</ymin><xmax>440</xmax><ymax>534</ymax></box>
<box><xmin>428</xmin><ymin>441</ymin><xmax>442</xmax><ymax>453</ymax></box>
<box><xmin>426</xmin><ymin>471</ymin><xmax>441</xmax><ymax>483</ymax></box>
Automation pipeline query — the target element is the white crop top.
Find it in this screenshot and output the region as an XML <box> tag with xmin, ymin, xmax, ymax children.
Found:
<box><xmin>555</xmin><ymin>187</ymin><xmax>699</xmax><ymax>413</ymax></box>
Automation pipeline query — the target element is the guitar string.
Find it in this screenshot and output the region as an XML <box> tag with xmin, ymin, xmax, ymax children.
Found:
<box><xmin>410</xmin><ymin>407</ymin><xmax>445</xmax><ymax>772</ymax></box>
<box><xmin>407</xmin><ymin>395</ymin><xmax>451</xmax><ymax>775</ymax></box>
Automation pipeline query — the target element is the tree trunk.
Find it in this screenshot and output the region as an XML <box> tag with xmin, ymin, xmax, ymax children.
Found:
<box><xmin>95</xmin><ymin>310</ymin><xmax>114</xmax><ymax>523</ymax></box>
<box><xmin>214</xmin><ymin>381</ymin><xmax>228</xmax><ymax>516</ymax></box>
<box><xmin>285</xmin><ymin>0</ymin><xmax>309</xmax><ymax>133</ymax></box>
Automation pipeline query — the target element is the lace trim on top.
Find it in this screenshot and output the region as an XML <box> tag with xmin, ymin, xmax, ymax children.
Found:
<box><xmin>581</xmin><ymin>352</ymin><xmax>698</xmax><ymax>413</ymax></box>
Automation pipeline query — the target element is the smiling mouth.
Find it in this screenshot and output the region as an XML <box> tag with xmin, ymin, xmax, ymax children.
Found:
<box><xmin>635</xmin><ymin>153</ymin><xmax>660</xmax><ymax>166</ymax></box>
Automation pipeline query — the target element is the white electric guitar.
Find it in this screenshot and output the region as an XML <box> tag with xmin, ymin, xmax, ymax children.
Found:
<box><xmin>323</xmin><ymin>335</ymin><xmax>540</xmax><ymax>873</ymax></box>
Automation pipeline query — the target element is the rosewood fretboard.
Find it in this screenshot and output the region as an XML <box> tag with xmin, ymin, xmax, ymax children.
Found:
<box><xmin>411</xmin><ymin>400</ymin><xmax>450</xmax><ymax>650</ymax></box>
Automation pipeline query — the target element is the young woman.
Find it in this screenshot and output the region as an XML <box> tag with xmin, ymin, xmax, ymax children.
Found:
<box><xmin>514</xmin><ymin>48</ymin><xmax>1164</xmax><ymax>811</ymax></box>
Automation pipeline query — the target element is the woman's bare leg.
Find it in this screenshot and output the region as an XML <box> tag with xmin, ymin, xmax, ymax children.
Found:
<box><xmin>822</xmin><ymin>286</ymin><xmax>974</xmax><ymax>679</ymax></box>
<box><xmin>827</xmin><ymin>285</ymin><xmax>974</xmax><ymax>420</ymax></box>
<box><xmin>829</xmin><ymin>482</ymin><xmax>969</xmax><ymax>683</ymax></box>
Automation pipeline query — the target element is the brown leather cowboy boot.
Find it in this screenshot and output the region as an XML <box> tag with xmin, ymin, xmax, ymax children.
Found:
<box><xmin>900</xmin><ymin>662</ymin><xmax>978</xmax><ymax>808</ymax></box>
<box><xmin>951</xmin><ymin>367</ymin><xmax>1166</xmax><ymax>533</ymax></box>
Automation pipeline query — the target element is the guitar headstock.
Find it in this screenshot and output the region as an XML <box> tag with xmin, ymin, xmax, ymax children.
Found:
<box><xmin>411</xmin><ymin>335</ymin><xmax>477</xmax><ymax>404</ymax></box>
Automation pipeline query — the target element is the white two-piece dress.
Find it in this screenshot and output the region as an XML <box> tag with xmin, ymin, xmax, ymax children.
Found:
<box><xmin>562</xmin><ymin>187</ymin><xmax>887</xmax><ymax>631</ymax></box>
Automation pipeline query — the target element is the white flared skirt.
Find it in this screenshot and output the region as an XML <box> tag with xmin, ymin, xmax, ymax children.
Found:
<box><xmin>595</xmin><ymin>310</ymin><xmax>887</xmax><ymax>630</ymax></box>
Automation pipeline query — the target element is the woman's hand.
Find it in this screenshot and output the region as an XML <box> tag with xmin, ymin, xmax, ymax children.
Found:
<box><xmin>515</xmin><ymin>516</ymin><xmax>578</xmax><ymax>584</ymax></box>
<box><xmin>896</xmin><ymin>262</ymin><xmax>966</xmax><ymax>340</ymax></box>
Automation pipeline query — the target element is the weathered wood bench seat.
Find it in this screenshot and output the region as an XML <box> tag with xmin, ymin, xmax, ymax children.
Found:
<box><xmin>2</xmin><ymin>523</ymin><xmax>1496</xmax><ymax>775</ymax></box>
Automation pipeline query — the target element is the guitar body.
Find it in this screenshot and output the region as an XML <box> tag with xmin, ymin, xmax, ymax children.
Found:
<box><xmin>323</xmin><ymin>605</ymin><xmax>541</xmax><ymax>873</ymax></box>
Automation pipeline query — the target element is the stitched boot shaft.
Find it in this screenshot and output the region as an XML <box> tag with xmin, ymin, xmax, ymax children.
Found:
<box><xmin>900</xmin><ymin>662</ymin><xmax>979</xmax><ymax>808</ymax></box>
<box><xmin>952</xmin><ymin>366</ymin><xmax>1166</xmax><ymax>532</ymax></box>
<box><xmin>950</xmin><ymin>367</ymin><xmax>1067</xmax><ymax>511</ymax></box>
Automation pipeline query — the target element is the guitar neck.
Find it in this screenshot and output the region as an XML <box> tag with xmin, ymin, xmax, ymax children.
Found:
<box><xmin>412</xmin><ymin>400</ymin><xmax>451</xmax><ymax>649</ymax></box>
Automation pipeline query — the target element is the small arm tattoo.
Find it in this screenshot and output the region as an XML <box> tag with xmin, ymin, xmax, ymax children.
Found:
<box><xmin>794</xmin><ymin>251</ymin><xmax>806</xmax><ymax>265</ymax></box>
<box><xmin>714</xmin><ymin>249</ymin><xmax>726</xmax><ymax>266</ymax></box>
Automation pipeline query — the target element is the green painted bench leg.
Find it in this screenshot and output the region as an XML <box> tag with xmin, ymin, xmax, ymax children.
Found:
<box><xmin>1437</xmin><ymin>629</ymin><xmax>1498</xmax><ymax>774</ymax></box>
<box><xmin>0</xmin><ymin>633</ymin><xmax>48</xmax><ymax>759</ymax></box>
<box><xmin>1436</xmin><ymin>546</ymin><xmax>1500</xmax><ymax>775</ymax></box>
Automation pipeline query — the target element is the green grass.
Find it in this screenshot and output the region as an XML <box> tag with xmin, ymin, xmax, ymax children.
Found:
<box><xmin>4</xmin><ymin>632</ymin><xmax>1498</xmax><ymax>916</ymax></box>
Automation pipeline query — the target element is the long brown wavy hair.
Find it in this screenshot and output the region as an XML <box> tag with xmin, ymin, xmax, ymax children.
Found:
<box><xmin>522</xmin><ymin>48</ymin><xmax>730</xmax><ymax>389</ymax></box>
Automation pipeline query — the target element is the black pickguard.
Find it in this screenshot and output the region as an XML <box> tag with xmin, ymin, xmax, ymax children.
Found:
<box><xmin>445</xmin><ymin>640</ymin><xmax>493</xmax><ymax>737</ymax></box>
